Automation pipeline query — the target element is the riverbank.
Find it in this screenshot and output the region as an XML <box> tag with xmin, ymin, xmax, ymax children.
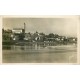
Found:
<box><xmin>2</xmin><ymin>40</ymin><xmax>77</xmax><ymax>45</ymax></box>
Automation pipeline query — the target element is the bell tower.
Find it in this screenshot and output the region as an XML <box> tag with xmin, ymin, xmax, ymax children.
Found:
<box><xmin>24</xmin><ymin>23</ymin><xmax>26</xmax><ymax>34</ymax></box>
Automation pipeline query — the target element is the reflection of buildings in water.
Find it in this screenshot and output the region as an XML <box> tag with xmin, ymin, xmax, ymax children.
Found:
<box><xmin>34</xmin><ymin>43</ymin><xmax>38</xmax><ymax>50</ymax></box>
<box><xmin>12</xmin><ymin>45</ymin><xmax>24</xmax><ymax>51</ymax></box>
<box><xmin>34</xmin><ymin>43</ymin><xmax>46</xmax><ymax>50</ymax></box>
<box><xmin>5</xmin><ymin>40</ymin><xmax>77</xmax><ymax>51</ymax></box>
<box><xmin>12</xmin><ymin>44</ymin><xmax>40</xmax><ymax>51</ymax></box>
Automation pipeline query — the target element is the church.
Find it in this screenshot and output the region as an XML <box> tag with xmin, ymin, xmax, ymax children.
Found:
<box><xmin>11</xmin><ymin>23</ymin><xmax>26</xmax><ymax>40</ymax></box>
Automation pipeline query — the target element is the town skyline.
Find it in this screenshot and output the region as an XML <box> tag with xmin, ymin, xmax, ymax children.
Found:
<box><xmin>3</xmin><ymin>18</ymin><xmax>77</xmax><ymax>37</ymax></box>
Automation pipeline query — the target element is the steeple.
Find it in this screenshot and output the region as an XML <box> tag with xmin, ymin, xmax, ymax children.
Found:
<box><xmin>24</xmin><ymin>23</ymin><xmax>26</xmax><ymax>33</ymax></box>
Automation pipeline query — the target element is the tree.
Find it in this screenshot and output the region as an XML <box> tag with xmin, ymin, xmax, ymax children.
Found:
<box><xmin>48</xmin><ymin>33</ymin><xmax>54</xmax><ymax>38</ymax></box>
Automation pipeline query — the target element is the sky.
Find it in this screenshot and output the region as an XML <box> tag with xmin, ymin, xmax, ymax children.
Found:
<box><xmin>3</xmin><ymin>17</ymin><xmax>77</xmax><ymax>37</ymax></box>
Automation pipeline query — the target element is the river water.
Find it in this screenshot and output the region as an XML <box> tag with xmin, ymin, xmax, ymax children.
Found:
<box><xmin>2</xmin><ymin>43</ymin><xmax>77</xmax><ymax>63</ymax></box>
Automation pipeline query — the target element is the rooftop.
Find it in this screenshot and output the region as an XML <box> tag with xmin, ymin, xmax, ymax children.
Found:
<box><xmin>13</xmin><ymin>28</ymin><xmax>23</xmax><ymax>30</ymax></box>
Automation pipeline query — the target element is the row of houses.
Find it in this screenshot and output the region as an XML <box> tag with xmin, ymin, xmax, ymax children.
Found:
<box><xmin>2</xmin><ymin>28</ymin><xmax>77</xmax><ymax>43</ymax></box>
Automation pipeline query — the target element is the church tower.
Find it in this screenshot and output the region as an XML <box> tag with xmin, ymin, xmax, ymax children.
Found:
<box><xmin>24</xmin><ymin>23</ymin><xmax>26</xmax><ymax>34</ymax></box>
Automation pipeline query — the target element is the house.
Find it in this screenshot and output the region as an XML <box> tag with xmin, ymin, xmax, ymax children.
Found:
<box><xmin>12</xmin><ymin>28</ymin><xmax>25</xmax><ymax>41</ymax></box>
<box><xmin>24</xmin><ymin>33</ymin><xmax>32</xmax><ymax>41</ymax></box>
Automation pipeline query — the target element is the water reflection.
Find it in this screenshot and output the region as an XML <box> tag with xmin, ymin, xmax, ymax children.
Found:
<box><xmin>3</xmin><ymin>43</ymin><xmax>77</xmax><ymax>51</ymax></box>
<box><xmin>4</xmin><ymin>43</ymin><xmax>46</xmax><ymax>51</ymax></box>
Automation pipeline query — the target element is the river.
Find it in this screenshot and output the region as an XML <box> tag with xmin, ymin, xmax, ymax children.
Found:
<box><xmin>2</xmin><ymin>43</ymin><xmax>77</xmax><ymax>63</ymax></box>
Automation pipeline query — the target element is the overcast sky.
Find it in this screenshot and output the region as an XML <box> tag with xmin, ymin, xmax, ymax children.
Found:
<box><xmin>3</xmin><ymin>18</ymin><xmax>77</xmax><ymax>37</ymax></box>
